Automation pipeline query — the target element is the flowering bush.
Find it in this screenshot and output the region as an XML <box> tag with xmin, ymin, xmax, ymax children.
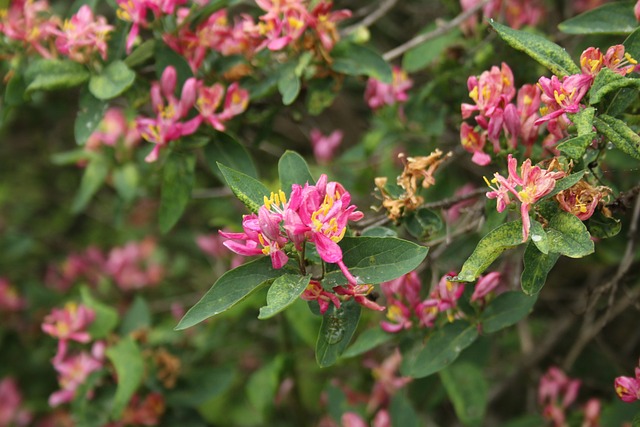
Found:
<box><xmin>2</xmin><ymin>0</ymin><xmax>640</xmax><ymax>426</ymax></box>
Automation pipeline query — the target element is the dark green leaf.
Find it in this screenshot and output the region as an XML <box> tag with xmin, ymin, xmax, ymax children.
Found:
<box><xmin>124</xmin><ymin>39</ymin><xmax>156</xmax><ymax>68</ymax></box>
<box><xmin>113</xmin><ymin>163</ymin><xmax>139</xmax><ymax>203</ymax></box>
<box><xmin>89</xmin><ymin>60</ymin><xmax>136</xmax><ymax>100</ymax></box>
<box><xmin>529</xmin><ymin>220</ymin><xmax>549</xmax><ymax>255</ymax></box>
<box><xmin>155</xmin><ymin>42</ymin><xmax>193</xmax><ymax>88</ymax></box>
<box><xmin>403</xmin><ymin>24</ymin><xmax>461</xmax><ymax>72</ymax></box>
<box><xmin>316</xmin><ymin>299</ymin><xmax>361</xmax><ymax>367</ymax></box>
<box><xmin>489</xmin><ymin>21</ymin><xmax>580</xmax><ymax>77</ymax></box>
<box><xmin>74</xmin><ymin>89</ymin><xmax>107</xmax><ymax>146</ymax></box>
<box><xmin>482</xmin><ymin>291</ymin><xmax>538</xmax><ymax>333</ymax></box>
<box><xmin>624</xmin><ymin>26</ymin><xmax>640</xmax><ymax>59</ymax></box>
<box><xmin>558</xmin><ymin>1</ymin><xmax>637</xmax><ymax>35</ymax></box>
<box><xmin>361</xmin><ymin>226</ymin><xmax>398</xmax><ymax>237</ymax></box>
<box><xmin>544</xmin><ymin>170</ymin><xmax>586</xmax><ymax>199</ymax></box>
<box><xmin>105</xmin><ymin>337</ymin><xmax>144</xmax><ymax>419</ymax></box>
<box><xmin>546</xmin><ymin>211</ymin><xmax>594</xmax><ymax>258</ymax></box>
<box><xmin>587</xmin><ymin>210</ymin><xmax>622</xmax><ymax>239</ymax></box>
<box><xmin>25</xmin><ymin>59</ymin><xmax>90</xmax><ymax>92</ymax></box>
<box><xmin>71</xmin><ymin>154</ymin><xmax>109</xmax><ymax>213</ymax></box>
<box><xmin>278</xmin><ymin>150</ymin><xmax>315</xmax><ymax>194</ymax></box>
<box><xmin>217</xmin><ymin>162</ymin><xmax>271</xmax><ymax>213</ymax></box>
<box><xmin>590</xmin><ymin>68</ymin><xmax>640</xmax><ymax>105</ymax></box>
<box><xmin>594</xmin><ymin>114</ymin><xmax>640</xmax><ymax>160</ymax></box>
<box><xmin>389</xmin><ymin>393</ymin><xmax>420</xmax><ymax>427</ymax></box>
<box><xmin>557</xmin><ymin>134</ymin><xmax>596</xmax><ymax>160</ymax></box>
<box><xmin>159</xmin><ymin>151</ymin><xmax>195</xmax><ymax>233</ymax></box>
<box><xmin>402</xmin><ymin>321</ymin><xmax>478</xmax><ymax>378</ymax></box>
<box><xmin>501</xmin><ymin>415</ymin><xmax>547</xmax><ymax>427</ymax></box>
<box><xmin>184</xmin><ymin>0</ymin><xmax>228</xmax><ymax>27</ymax></box>
<box><xmin>246</xmin><ymin>356</ymin><xmax>285</xmax><ymax>414</ymax></box>
<box><xmin>81</xmin><ymin>287</ymin><xmax>119</xmax><ymax>339</ymax></box>
<box><xmin>342</xmin><ymin>327</ymin><xmax>394</xmax><ymax>358</ymax></box>
<box><xmin>5</xmin><ymin>73</ymin><xmax>26</xmax><ymax>106</ymax></box>
<box><xmin>323</xmin><ymin>237</ymin><xmax>429</xmax><ymax>286</ymax></box>
<box><xmin>204</xmin><ymin>133</ymin><xmax>257</xmax><ymax>180</ymax></box>
<box><xmin>404</xmin><ymin>208</ymin><xmax>443</xmax><ymax>240</ymax></box>
<box><xmin>167</xmin><ymin>366</ymin><xmax>235</xmax><ymax>407</ymax></box>
<box><xmin>175</xmin><ymin>257</ymin><xmax>285</xmax><ymax>330</ymax></box>
<box><xmin>119</xmin><ymin>295</ymin><xmax>151</xmax><ymax>336</ymax></box>
<box><xmin>440</xmin><ymin>363</ymin><xmax>488</xmax><ymax>426</ymax></box>
<box><xmin>457</xmin><ymin>221</ymin><xmax>524</xmax><ymax>282</ymax></box>
<box><xmin>258</xmin><ymin>274</ymin><xmax>310</xmax><ymax>319</ymax></box>
<box><xmin>306</xmin><ymin>78</ymin><xmax>338</xmax><ymax>116</ymax></box>
<box><xmin>277</xmin><ymin>63</ymin><xmax>301</xmax><ymax>106</ymax></box>
<box><xmin>521</xmin><ymin>244</ymin><xmax>560</xmax><ymax>295</ymax></box>
<box><xmin>331</xmin><ymin>42</ymin><xmax>393</xmax><ymax>83</ymax></box>
<box><xmin>605</xmin><ymin>87</ymin><xmax>640</xmax><ymax>117</ymax></box>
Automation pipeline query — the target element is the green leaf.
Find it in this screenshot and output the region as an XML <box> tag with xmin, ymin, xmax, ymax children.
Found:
<box><xmin>402</xmin><ymin>24</ymin><xmax>461</xmax><ymax>72</ymax></box>
<box><xmin>155</xmin><ymin>42</ymin><xmax>193</xmax><ymax>88</ymax></box>
<box><xmin>124</xmin><ymin>39</ymin><xmax>156</xmax><ymax>68</ymax></box>
<box><xmin>25</xmin><ymin>59</ymin><xmax>90</xmax><ymax>92</ymax></box>
<box><xmin>521</xmin><ymin>244</ymin><xmax>560</xmax><ymax>295</ymax></box>
<box><xmin>277</xmin><ymin>64</ymin><xmax>301</xmax><ymax>106</ymax></box>
<box><xmin>246</xmin><ymin>356</ymin><xmax>285</xmax><ymax>414</ymax></box>
<box><xmin>404</xmin><ymin>208</ymin><xmax>443</xmax><ymax>240</ymax></box>
<box><xmin>389</xmin><ymin>393</ymin><xmax>421</xmax><ymax>427</ymax></box>
<box><xmin>218</xmin><ymin>162</ymin><xmax>271</xmax><ymax>213</ymax></box>
<box><xmin>402</xmin><ymin>320</ymin><xmax>478</xmax><ymax>378</ymax></box>
<box><xmin>113</xmin><ymin>163</ymin><xmax>139</xmax><ymax>203</ymax></box>
<box><xmin>572</xmin><ymin>107</ymin><xmax>596</xmax><ymax>136</ymax></box>
<box><xmin>457</xmin><ymin>221</ymin><xmax>524</xmax><ymax>282</ymax></box>
<box><xmin>587</xmin><ymin>210</ymin><xmax>622</xmax><ymax>239</ymax></box>
<box><xmin>544</xmin><ymin>170</ymin><xmax>586</xmax><ymax>199</ymax></box>
<box><xmin>624</xmin><ymin>26</ymin><xmax>640</xmax><ymax>59</ymax></box>
<box><xmin>258</xmin><ymin>274</ymin><xmax>311</xmax><ymax>319</ymax></box>
<box><xmin>342</xmin><ymin>327</ymin><xmax>394</xmax><ymax>358</ymax></box>
<box><xmin>482</xmin><ymin>291</ymin><xmax>538</xmax><ymax>333</ymax></box>
<box><xmin>594</xmin><ymin>114</ymin><xmax>640</xmax><ymax>160</ymax></box>
<box><xmin>489</xmin><ymin>21</ymin><xmax>580</xmax><ymax>77</ymax></box>
<box><xmin>89</xmin><ymin>60</ymin><xmax>136</xmax><ymax>100</ymax></box>
<box><xmin>278</xmin><ymin>150</ymin><xmax>315</xmax><ymax>194</ymax></box>
<box><xmin>81</xmin><ymin>287</ymin><xmax>119</xmax><ymax>339</ymax></box>
<box><xmin>558</xmin><ymin>1</ymin><xmax>637</xmax><ymax>35</ymax></box>
<box><xmin>440</xmin><ymin>363</ymin><xmax>488</xmax><ymax>426</ymax></box>
<box><xmin>590</xmin><ymin>68</ymin><xmax>640</xmax><ymax>105</ymax></box>
<box><xmin>159</xmin><ymin>151</ymin><xmax>195</xmax><ymax>233</ymax></box>
<box><xmin>316</xmin><ymin>299</ymin><xmax>361</xmax><ymax>367</ymax></box>
<box><xmin>528</xmin><ymin>220</ymin><xmax>549</xmax><ymax>255</ymax></box>
<box><xmin>105</xmin><ymin>337</ymin><xmax>144</xmax><ymax>419</ymax></box>
<box><xmin>74</xmin><ymin>89</ymin><xmax>107</xmax><ymax>146</ymax></box>
<box><xmin>119</xmin><ymin>295</ymin><xmax>151</xmax><ymax>336</ymax></box>
<box><xmin>175</xmin><ymin>257</ymin><xmax>285</xmax><ymax>330</ymax></box>
<box><xmin>71</xmin><ymin>154</ymin><xmax>109</xmax><ymax>213</ymax></box>
<box><xmin>557</xmin><ymin>134</ymin><xmax>596</xmax><ymax>160</ymax></box>
<box><xmin>502</xmin><ymin>415</ymin><xmax>548</xmax><ymax>427</ymax></box>
<box><xmin>323</xmin><ymin>237</ymin><xmax>429</xmax><ymax>286</ymax></box>
<box><xmin>306</xmin><ymin>78</ymin><xmax>338</xmax><ymax>116</ymax></box>
<box><xmin>167</xmin><ymin>366</ymin><xmax>235</xmax><ymax>407</ymax></box>
<box><xmin>546</xmin><ymin>211</ymin><xmax>594</xmax><ymax>258</ymax></box>
<box><xmin>5</xmin><ymin>73</ymin><xmax>26</xmax><ymax>106</ymax></box>
<box><xmin>361</xmin><ymin>226</ymin><xmax>398</xmax><ymax>237</ymax></box>
<box><xmin>331</xmin><ymin>42</ymin><xmax>393</xmax><ymax>83</ymax></box>
<box><xmin>204</xmin><ymin>133</ymin><xmax>257</xmax><ymax>180</ymax></box>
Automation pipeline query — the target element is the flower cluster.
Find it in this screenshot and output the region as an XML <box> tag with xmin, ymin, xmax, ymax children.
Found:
<box><xmin>485</xmin><ymin>155</ymin><xmax>566</xmax><ymax>242</ymax></box>
<box><xmin>364</xmin><ymin>67</ymin><xmax>413</xmax><ymax>111</ymax></box>
<box><xmin>85</xmin><ymin>107</ymin><xmax>141</xmax><ymax>157</ymax></box>
<box><xmin>460</xmin><ymin>0</ymin><xmax>544</xmax><ymax>33</ymax></box>
<box><xmin>614</xmin><ymin>360</ymin><xmax>640</xmax><ymax>403</ymax></box>
<box><xmin>0</xmin><ymin>377</ymin><xmax>32</xmax><ymax>427</ymax></box>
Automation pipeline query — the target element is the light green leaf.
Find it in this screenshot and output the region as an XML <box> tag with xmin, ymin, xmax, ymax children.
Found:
<box><xmin>25</xmin><ymin>59</ymin><xmax>90</xmax><ymax>92</ymax></box>
<box><xmin>105</xmin><ymin>337</ymin><xmax>144</xmax><ymax>419</ymax></box>
<box><xmin>113</xmin><ymin>163</ymin><xmax>139</xmax><ymax>203</ymax></box>
<box><xmin>119</xmin><ymin>295</ymin><xmax>151</xmax><ymax>336</ymax></box>
<box><xmin>277</xmin><ymin>63</ymin><xmax>301</xmax><ymax>106</ymax></box>
<box><xmin>572</xmin><ymin>107</ymin><xmax>596</xmax><ymax>136</ymax></box>
<box><xmin>482</xmin><ymin>291</ymin><xmax>538</xmax><ymax>333</ymax></box>
<box><xmin>316</xmin><ymin>299</ymin><xmax>361</xmax><ymax>367</ymax></box>
<box><xmin>81</xmin><ymin>287</ymin><xmax>119</xmax><ymax>340</ymax></box>
<box><xmin>342</xmin><ymin>327</ymin><xmax>394</xmax><ymax>358</ymax></box>
<box><xmin>389</xmin><ymin>394</ymin><xmax>421</xmax><ymax>427</ymax></box>
<box><xmin>124</xmin><ymin>39</ymin><xmax>155</xmax><ymax>68</ymax></box>
<box><xmin>89</xmin><ymin>60</ymin><xmax>136</xmax><ymax>100</ymax></box>
<box><xmin>594</xmin><ymin>114</ymin><xmax>640</xmax><ymax>160</ymax></box>
<box><xmin>175</xmin><ymin>257</ymin><xmax>285</xmax><ymax>330</ymax></box>
<box><xmin>331</xmin><ymin>42</ymin><xmax>393</xmax><ymax>83</ymax></box>
<box><xmin>521</xmin><ymin>244</ymin><xmax>560</xmax><ymax>295</ymax></box>
<box><xmin>218</xmin><ymin>162</ymin><xmax>271</xmax><ymax>213</ymax></box>
<box><xmin>258</xmin><ymin>274</ymin><xmax>310</xmax><ymax>319</ymax></box>
<box><xmin>278</xmin><ymin>150</ymin><xmax>315</xmax><ymax>194</ymax></box>
<box><xmin>403</xmin><ymin>24</ymin><xmax>461</xmax><ymax>72</ymax></box>
<box><xmin>323</xmin><ymin>237</ymin><xmax>429</xmax><ymax>286</ymax></box>
<box><xmin>71</xmin><ymin>154</ymin><xmax>109</xmax><ymax>213</ymax></box>
<box><xmin>558</xmin><ymin>1</ymin><xmax>637</xmax><ymax>35</ymax></box>
<box><xmin>246</xmin><ymin>356</ymin><xmax>285</xmax><ymax>414</ymax></box>
<box><xmin>457</xmin><ymin>221</ymin><xmax>524</xmax><ymax>282</ymax></box>
<box><xmin>489</xmin><ymin>21</ymin><xmax>580</xmax><ymax>77</ymax></box>
<box><xmin>159</xmin><ymin>151</ymin><xmax>195</xmax><ymax>233</ymax></box>
<box><xmin>440</xmin><ymin>363</ymin><xmax>488</xmax><ymax>426</ymax></box>
<box><xmin>74</xmin><ymin>89</ymin><xmax>107</xmax><ymax>146</ymax></box>
<box><xmin>557</xmin><ymin>134</ymin><xmax>596</xmax><ymax>160</ymax></box>
<box><xmin>402</xmin><ymin>321</ymin><xmax>478</xmax><ymax>378</ymax></box>
<box><xmin>546</xmin><ymin>211</ymin><xmax>594</xmax><ymax>258</ymax></box>
<box><xmin>204</xmin><ymin>133</ymin><xmax>257</xmax><ymax>180</ymax></box>
<box><xmin>529</xmin><ymin>220</ymin><xmax>548</xmax><ymax>255</ymax></box>
<box><xmin>306</xmin><ymin>78</ymin><xmax>338</xmax><ymax>116</ymax></box>
<box><xmin>590</xmin><ymin>68</ymin><xmax>640</xmax><ymax>105</ymax></box>
<box><xmin>404</xmin><ymin>208</ymin><xmax>443</xmax><ymax>240</ymax></box>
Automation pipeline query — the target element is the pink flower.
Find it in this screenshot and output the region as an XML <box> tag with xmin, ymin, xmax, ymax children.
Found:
<box><xmin>380</xmin><ymin>272</ymin><xmax>423</xmax><ymax>332</ymax></box>
<box><xmin>444</xmin><ymin>184</ymin><xmax>478</xmax><ymax>223</ymax></box>
<box><xmin>486</xmin><ymin>155</ymin><xmax>565</xmax><ymax>241</ymax></box>
<box><xmin>86</xmin><ymin>108</ymin><xmax>141</xmax><ymax>154</ymax></box>
<box><xmin>603</xmin><ymin>44</ymin><xmax>638</xmax><ymax>76</ymax></box>
<box><xmin>341</xmin><ymin>412</ymin><xmax>367</xmax><ymax>427</ymax></box>
<box><xmin>539</xmin><ymin>366</ymin><xmax>581</xmax><ymax>410</ymax></box>
<box><xmin>53</xmin><ymin>5</ymin><xmax>113</xmax><ymax>63</ymax></box>
<box><xmin>333</xmin><ymin>284</ymin><xmax>385</xmax><ymax>311</ymax></box>
<box><xmin>365</xmin><ymin>67</ymin><xmax>413</xmax><ymax>110</ymax></box>
<box><xmin>471</xmin><ymin>271</ymin><xmax>503</xmax><ymax>302</ymax></box>
<box><xmin>136</xmin><ymin>66</ymin><xmax>201</xmax><ymax>162</ymax></box>
<box><xmin>462</xmin><ymin>63</ymin><xmax>516</xmax><ymax>121</ymax></box>
<box><xmin>516</xmin><ymin>83</ymin><xmax>542</xmax><ymax>150</ymax></box>
<box><xmin>535</xmin><ymin>74</ymin><xmax>592</xmax><ymax>125</ymax></box>
<box><xmin>49</xmin><ymin>342</ymin><xmax>105</xmax><ymax>407</ymax></box>
<box><xmin>0</xmin><ymin>0</ymin><xmax>60</xmax><ymax>58</ymax></box>
<box><xmin>308</xmin><ymin>2</ymin><xmax>351</xmax><ymax>52</ymax></box>
<box><xmin>580</xmin><ymin>47</ymin><xmax>605</xmax><ymax>77</ymax></box>
<box><xmin>614</xmin><ymin>366</ymin><xmax>640</xmax><ymax>403</ymax></box>
<box><xmin>366</xmin><ymin>350</ymin><xmax>412</xmax><ymax>413</ymax></box>
<box><xmin>636</xmin><ymin>0</ymin><xmax>640</xmax><ymax>21</ymax></box>
<box><xmin>116</xmin><ymin>0</ymin><xmax>153</xmax><ymax>53</ymax></box>
<box><xmin>300</xmin><ymin>280</ymin><xmax>341</xmax><ymax>314</ymax></box>
<box><xmin>103</xmin><ymin>238</ymin><xmax>164</xmax><ymax>291</ymax></box>
<box><xmin>433</xmin><ymin>272</ymin><xmax>465</xmax><ymax>314</ymax></box>
<box><xmin>582</xmin><ymin>398</ymin><xmax>601</xmax><ymax>427</ymax></box>
<box><xmin>42</xmin><ymin>303</ymin><xmax>95</xmax><ymax>344</ymax></box>
<box><xmin>310</xmin><ymin>129</ymin><xmax>343</xmax><ymax>164</ymax></box>
<box><xmin>0</xmin><ymin>278</ymin><xmax>26</xmax><ymax>312</ymax></box>
<box><xmin>0</xmin><ymin>378</ymin><xmax>32</xmax><ymax>427</ymax></box>
<box><xmin>460</xmin><ymin>123</ymin><xmax>491</xmax><ymax>166</ymax></box>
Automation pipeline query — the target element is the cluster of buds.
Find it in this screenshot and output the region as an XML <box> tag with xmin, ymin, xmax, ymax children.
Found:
<box><xmin>137</xmin><ymin>66</ymin><xmax>249</xmax><ymax>162</ymax></box>
<box><xmin>460</xmin><ymin>0</ymin><xmax>544</xmax><ymax>33</ymax></box>
<box><xmin>538</xmin><ymin>367</ymin><xmax>601</xmax><ymax>427</ymax></box>
<box><xmin>614</xmin><ymin>360</ymin><xmax>640</xmax><ymax>403</ymax></box>
<box><xmin>310</xmin><ymin>128</ymin><xmax>343</xmax><ymax>165</ymax></box>
<box><xmin>221</xmin><ymin>174</ymin><xmax>385</xmax><ymax>313</ymax></box>
<box><xmin>364</xmin><ymin>67</ymin><xmax>413</xmax><ymax>111</ymax></box>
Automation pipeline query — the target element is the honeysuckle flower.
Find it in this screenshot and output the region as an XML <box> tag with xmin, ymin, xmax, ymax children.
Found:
<box><xmin>580</xmin><ymin>47</ymin><xmax>605</xmax><ymax>77</ymax></box>
<box><xmin>308</xmin><ymin>1</ymin><xmax>351</xmax><ymax>52</ymax></box>
<box><xmin>460</xmin><ymin>0</ymin><xmax>544</xmax><ymax>32</ymax></box>
<box><xmin>310</xmin><ymin>128</ymin><xmax>343</xmax><ymax>164</ymax></box>
<box><xmin>42</xmin><ymin>302</ymin><xmax>95</xmax><ymax>345</ymax></box>
<box><xmin>0</xmin><ymin>0</ymin><xmax>60</xmax><ymax>58</ymax></box>
<box><xmin>460</xmin><ymin>122</ymin><xmax>491</xmax><ymax>166</ymax></box>
<box><xmin>0</xmin><ymin>278</ymin><xmax>26</xmax><ymax>312</ymax></box>
<box><xmin>85</xmin><ymin>108</ymin><xmax>141</xmax><ymax>155</ymax></box>
<box><xmin>104</xmin><ymin>238</ymin><xmax>164</xmax><ymax>291</ymax></box>
<box><xmin>380</xmin><ymin>272</ymin><xmax>422</xmax><ymax>332</ymax></box>
<box><xmin>486</xmin><ymin>155</ymin><xmax>566</xmax><ymax>241</ymax></box>
<box><xmin>366</xmin><ymin>349</ymin><xmax>412</xmax><ymax>413</ymax></box>
<box><xmin>462</xmin><ymin>63</ymin><xmax>516</xmax><ymax>122</ymax></box>
<box><xmin>539</xmin><ymin>366</ymin><xmax>581</xmax><ymax>410</ymax></box>
<box><xmin>614</xmin><ymin>365</ymin><xmax>640</xmax><ymax>403</ymax></box>
<box><xmin>364</xmin><ymin>67</ymin><xmax>413</xmax><ymax>110</ymax></box>
<box><xmin>535</xmin><ymin>73</ymin><xmax>592</xmax><ymax>125</ymax></box>
<box><xmin>636</xmin><ymin>0</ymin><xmax>640</xmax><ymax>21</ymax></box>
<box><xmin>53</xmin><ymin>5</ymin><xmax>113</xmax><ymax>63</ymax></box>
<box><xmin>582</xmin><ymin>398</ymin><xmax>601</xmax><ymax>427</ymax></box>
<box><xmin>334</xmin><ymin>284</ymin><xmax>385</xmax><ymax>311</ymax></box>
<box><xmin>433</xmin><ymin>272</ymin><xmax>465</xmax><ymax>318</ymax></box>
<box><xmin>116</xmin><ymin>0</ymin><xmax>152</xmax><ymax>53</ymax></box>
<box><xmin>49</xmin><ymin>342</ymin><xmax>105</xmax><ymax>407</ymax></box>
<box><xmin>444</xmin><ymin>184</ymin><xmax>479</xmax><ymax>224</ymax></box>
<box><xmin>0</xmin><ymin>378</ymin><xmax>31</xmax><ymax>427</ymax></box>
<box><xmin>471</xmin><ymin>271</ymin><xmax>503</xmax><ymax>302</ymax></box>
<box><xmin>136</xmin><ymin>66</ymin><xmax>200</xmax><ymax>162</ymax></box>
<box><xmin>556</xmin><ymin>180</ymin><xmax>609</xmax><ymax>221</ymax></box>
<box><xmin>516</xmin><ymin>83</ymin><xmax>543</xmax><ymax>150</ymax></box>
<box><xmin>603</xmin><ymin>44</ymin><xmax>638</xmax><ymax>76</ymax></box>
<box><xmin>300</xmin><ymin>280</ymin><xmax>341</xmax><ymax>314</ymax></box>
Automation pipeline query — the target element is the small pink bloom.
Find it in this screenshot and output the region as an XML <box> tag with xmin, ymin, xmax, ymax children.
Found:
<box><xmin>49</xmin><ymin>343</ymin><xmax>105</xmax><ymax>407</ymax></box>
<box><xmin>0</xmin><ymin>278</ymin><xmax>26</xmax><ymax>312</ymax></box>
<box><xmin>334</xmin><ymin>284</ymin><xmax>385</xmax><ymax>311</ymax></box>
<box><xmin>104</xmin><ymin>238</ymin><xmax>164</xmax><ymax>291</ymax></box>
<box><xmin>433</xmin><ymin>272</ymin><xmax>465</xmax><ymax>314</ymax></box>
<box><xmin>582</xmin><ymin>398</ymin><xmax>601</xmax><ymax>427</ymax></box>
<box><xmin>0</xmin><ymin>378</ymin><xmax>32</xmax><ymax>427</ymax></box>
<box><xmin>471</xmin><ymin>271</ymin><xmax>503</xmax><ymax>302</ymax></box>
<box><xmin>539</xmin><ymin>366</ymin><xmax>581</xmax><ymax>409</ymax></box>
<box><xmin>341</xmin><ymin>412</ymin><xmax>367</xmax><ymax>427</ymax></box>
<box><xmin>41</xmin><ymin>302</ymin><xmax>95</xmax><ymax>345</ymax></box>
<box><xmin>604</xmin><ymin>45</ymin><xmax>638</xmax><ymax>76</ymax></box>
<box><xmin>54</xmin><ymin>5</ymin><xmax>113</xmax><ymax>63</ymax></box>
<box><xmin>536</xmin><ymin>74</ymin><xmax>592</xmax><ymax>125</ymax></box>
<box><xmin>0</xmin><ymin>0</ymin><xmax>60</xmax><ymax>58</ymax></box>
<box><xmin>460</xmin><ymin>123</ymin><xmax>491</xmax><ymax>166</ymax></box>
<box><xmin>580</xmin><ymin>47</ymin><xmax>605</xmax><ymax>77</ymax></box>
<box><xmin>116</xmin><ymin>0</ymin><xmax>152</xmax><ymax>53</ymax></box>
<box><xmin>367</xmin><ymin>349</ymin><xmax>412</xmax><ymax>413</ymax></box>
<box><xmin>300</xmin><ymin>280</ymin><xmax>341</xmax><ymax>314</ymax></box>
<box><xmin>614</xmin><ymin>366</ymin><xmax>640</xmax><ymax>403</ymax></box>
<box><xmin>636</xmin><ymin>0</ymin><xmax>640</xmax><ymax>21</ymax></box>
<box><xmin>310</xmin><ymin>129</ymin><xmax>343</xmax><ymax>164</ymax></box>
<box><xmin>365</xmin><ymin>67</ymin><xmax>413</xmax><ymax>110</ymax></box>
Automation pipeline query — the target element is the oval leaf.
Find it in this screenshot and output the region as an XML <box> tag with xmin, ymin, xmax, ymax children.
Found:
<box><xmin>404</xmin><ymin>208</ymin><xmax>443</xmax><ymax>240</ymax></box>
<box><xmin>323</xmin><ymin>237</ymin><xmax>429</xmax><ymax>286</ymax></box>
<box><xmin>482</xmin><ymin>291</ymin><xmax>538</xmax><ymax>333</ymax></box>
<box><xmin>105</xmin><ymin>337</ymin><xmax>144</xmax><ymax>419</ymax></box>
<box><xmin>546</xmin><ymin>212</ymin><xmax>594</xmax><ymax>258</ymax></box>
<box><xmin>594</xmin><ymin>114</ymin><xmax>640</xmax><ymax>160</ymax></box>
<box><xmin>587</xmin><ymin>210</ymin><xmax>622</xmax><ymax>239</ymax></box>
<box><xmin>218</xmin><ymin>162</ymin><xmax>271</xmax><ymax>213</ymax></box>
<box><xmin>175</xmin><ymin>257</ymin><xmax>285</xmax><ymax>330</ymax></box>
<box><xmin>159</xmin><ymin>151</ymin><xmax>195</xmax><ymax>233</ymax></box>
<box><xmin>71</xmin><ymin>154</ymin><xmax>109</xmax><ymax>213</ymax></box>
<box><xmin>457</xmin><ymin>221</ymin><xmax>524</xmax><ymax>282</ymax></box>
<box><xmin>75</xmin><ymin>89</ymin><xmax>107</xmax><ymax>146</ymax></box>
<box><xmin>342</xmin><ymin>327</ymin><xmax>394</xmax><ymax>358</ymax></box>
<box><xmin>529</xmin><ymin>220</ymin><xmax>549</xmax><ymax>255</ymax></box>
<box><xmin>331</xmin><ymin>42</ymin><xmax>393</xmax><ymax>83</ymax></box>
<box><xmin>278</xmin><ymin>68</ymin><xmax>301</xmax><ymax>106</ymax></box>
<box><xmin>489</xmin><ymin>21</ymin><xmax>580</xmax><ymax>77</ymax></box>
<box><xmin>25</xmin><ymin>59</ymin><xmax>90</xmax><ymax>92</ymax></box>
<box><xmin>81</xmin><ymin>287</ymin><xmax>118</xmax><ymax>340</ymax></box>
<box><xmin>316</xmin><ymin>299</ymin><xmax>361</xmax><ymax>367</ymax></box>
<box><xmin>558</xmin><ymin>1</ymin><xmax>637</xmax><ymax>35</ymax></box>
<box><xmin>589</xmin><ymin>68</ymin><xmax>640</xmax><ymax>105</ymax></box>
<box><xmin>89</xmin><ymin>60</ymin><xmax>136</xmax><ymax>100</ymax></box>
<box><xmin>521</xmin><ymin>244</ymin><xmax>560</xmax><ymax>296</ymax></box>
<box><xmin>258</xmin><ymin>274</ymin><xmax>311</xmax><ymax>319</ymax></box>
<box><xmin>557</xmin><ymin>134</ymin><xmax>596</xmax><ymax>160</ymax></box>
<box><xmin>440</xmin><ymin>363</ymin><xmax>489</xmax><ymax>426</ymax></box>
<box><xmin>205</xmin><ymin>133</ymin><xmax>257</xmax><ymax>179</ymax></box>
<box><xmin>278</xmin><ymin>150</ymin><xmax>315</xmax><ymax>194</ymax></box>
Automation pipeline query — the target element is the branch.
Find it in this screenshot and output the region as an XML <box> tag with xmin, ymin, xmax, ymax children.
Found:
<box><xmin>341</xmin><ymin>0</ymin><xmax>399</xmax><ymax>36</ymax></box>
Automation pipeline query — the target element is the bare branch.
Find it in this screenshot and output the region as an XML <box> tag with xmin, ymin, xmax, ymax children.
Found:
<box><xmin>341</xmin><ymin>0</ymin><xmax>399</xmax><ymax>36</ymax></box>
